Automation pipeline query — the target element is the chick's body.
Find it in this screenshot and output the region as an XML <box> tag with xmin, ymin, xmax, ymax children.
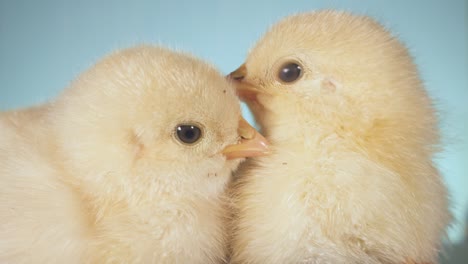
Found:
<box><xmin>0</xmin><ymin>46</ymin><xmax>246</xmax><ymax>263</ymax></box>
<box><xmin>230</xmin><ymin>11</ymin><xmax>450</xmax><ymax>264</ymax></box>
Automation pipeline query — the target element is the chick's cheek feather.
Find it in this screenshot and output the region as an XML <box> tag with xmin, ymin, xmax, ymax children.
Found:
<box><xmin>0</xmin><ymin>46</ymin><xmax>269</xmax><ymax>263</ymax></box>
<box><xmin>230</xmin><ymin>10</ymin><xmax>450</xmax><ymax>264</ymax></box>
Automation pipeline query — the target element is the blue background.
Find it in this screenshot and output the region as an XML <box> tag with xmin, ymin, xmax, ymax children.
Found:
<box><xmin>1</xmin><ymin>0</ymin><xmax>466</xmax><ymax>262</ymax></box>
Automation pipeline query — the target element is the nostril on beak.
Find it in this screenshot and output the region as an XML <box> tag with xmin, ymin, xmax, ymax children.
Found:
<box><xmin>228</xmin><ymin>71</ymin><xmax>244</xmax><ymax>81</ymax></box>
<box><xmin>228</xmin><ymin>64</ymin><xmax>247</xmax><ymax>82</ymax></box>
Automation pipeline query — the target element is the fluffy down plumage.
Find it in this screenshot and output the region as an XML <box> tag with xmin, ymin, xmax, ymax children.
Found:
<box><xmin>0</xmin><ymin>46</ymin><xmax>268</xmax><ymax>263</ymax></box>
<box><xmin>229</xmin><ymin>10</ymin><xmax>451</xmax><ymax>264</ymax></box>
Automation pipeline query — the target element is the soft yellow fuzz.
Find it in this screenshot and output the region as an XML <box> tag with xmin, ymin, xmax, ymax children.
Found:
<box><xmin>0</xmin><ymin>46</ymin><xmax>243</xmax><ymax>263</ymax></box>
<box><xmin>230</xmin><ymin>10</ymin><xmax>451</xmax><ymax>264</ymax></box>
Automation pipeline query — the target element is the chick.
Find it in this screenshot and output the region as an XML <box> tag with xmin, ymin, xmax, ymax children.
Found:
<box><xmin>228</xmin><ymin>11</ymin><xmax>451</xmax><ymax>264</ymax></box>
<box><xmin>0</xmin><ymin>46</ymin><xmax>269</xmax><ymax>264</ymax></box>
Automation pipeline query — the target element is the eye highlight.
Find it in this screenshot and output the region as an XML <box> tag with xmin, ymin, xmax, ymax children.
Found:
<box><xmin>277</xmin><ymin>62</ymin><xmax>302</xmax><ymax>83</ymax></box>
<box><xmin>176</xmin><ymin>124</ymin><xmax>202</xmax><ymax>145</ymax></box>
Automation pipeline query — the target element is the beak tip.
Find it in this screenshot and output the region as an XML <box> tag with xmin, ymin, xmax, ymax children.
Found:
<box><xmin>222</xmin><ymin>120</ymin><xmax>270</xmax><ymax>160</ymax></box>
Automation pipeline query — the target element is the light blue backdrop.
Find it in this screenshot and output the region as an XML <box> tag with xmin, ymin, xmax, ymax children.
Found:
<box><xmin>1</xmin><ymin>0</ymin><xmax>467</xmax><ymax>261</ymax></box>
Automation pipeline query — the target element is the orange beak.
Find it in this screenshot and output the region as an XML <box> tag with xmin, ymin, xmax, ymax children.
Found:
<box><xmin>228</xmin><ymin>64</ymin><xmax>247</xmax><ymax>81</ymax></box>
<box><xmin>228</xmin><ymin>64</ymin><xmax>261</xmax><ymax>101</ymax></box>
<box><xmin>222</xmin><ymin>117</ymin><xmax>270</xmax><ymax>160</ymax></box>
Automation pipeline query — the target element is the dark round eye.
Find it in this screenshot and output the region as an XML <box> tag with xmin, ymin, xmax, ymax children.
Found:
<box><xmin>176</xmin><ymin>124</ymin><xmax>202</xmax><ymax>144</ymax></box>
<box><xmin>278</xmin><ymin>62</ymin><xmax>302</xmax><ymax>83</ymax></box>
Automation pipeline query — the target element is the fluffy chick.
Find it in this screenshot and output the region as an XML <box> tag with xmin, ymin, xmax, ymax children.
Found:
<box><xmin>229</xmin><ymin>11</ymin><xmax>451</xmax><ymax>264</ymax></box>
<box><xmin>0</xmin><ymin>46</ymin><xmax>268</xmax><ymax>264</ymax></box>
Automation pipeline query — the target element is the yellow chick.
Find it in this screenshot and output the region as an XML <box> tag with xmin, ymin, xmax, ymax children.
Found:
<box><xmin>228</xmin><ymin>11</ymin><xmax>451</xmax><ymax>264</ymax></box>
<box><xmin>0</xmin><ymin>46</ymin><xmax>269</xmax><ymax>264</ymax></box>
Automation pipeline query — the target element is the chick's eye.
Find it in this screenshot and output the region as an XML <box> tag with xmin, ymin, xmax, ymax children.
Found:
<box><xmin>176</xmin><ymin>125</ymin><xmax>202</xmax><ymax>144</ymax></box>
<box><xmin>278</xmin><ymin>62</ymin><xmax>302</xmax><ymax>83</ymax></box>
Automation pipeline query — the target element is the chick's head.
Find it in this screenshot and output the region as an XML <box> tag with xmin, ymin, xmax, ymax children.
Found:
<box><xmin>53</xmin><ymin>46</ymin><xmax>267</xmax><ymax>197</ymax></box>
<box><xmin>230</xmin><ymin>10</ymin><xmax>439</xmax><ymax>169</ymax></box>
